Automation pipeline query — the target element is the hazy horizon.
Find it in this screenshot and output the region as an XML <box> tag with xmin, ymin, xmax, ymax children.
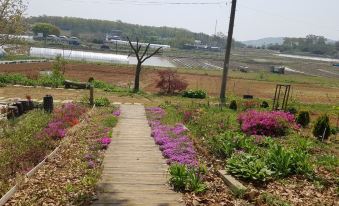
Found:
<box><xmin>26</xmin><ymin>0</ymin><xmax>339</xmax><ymax>41</ymax></box>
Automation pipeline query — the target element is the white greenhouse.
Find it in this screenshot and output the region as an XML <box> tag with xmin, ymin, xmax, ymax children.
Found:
<box><xmin>29</xmin><ymin>47</ymin><xmax>129</xmax><ymax>64</ymax></box>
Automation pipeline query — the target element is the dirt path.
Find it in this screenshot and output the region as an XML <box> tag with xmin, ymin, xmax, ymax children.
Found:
<box><xmin>93</xmin><ymin>104</ymin><xmax>182</xmax><ymax>206</ymax></box>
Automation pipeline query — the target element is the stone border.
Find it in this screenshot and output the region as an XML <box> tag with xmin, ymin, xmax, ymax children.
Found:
<box><xmin>217</xmin><ymin>170</ymin><xmax>247</xmax><ymax>192</ymax></box>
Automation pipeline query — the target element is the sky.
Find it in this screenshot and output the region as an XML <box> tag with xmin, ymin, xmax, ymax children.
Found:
<box><xmin>26</xmin><ymin>0</ymin><xmax>339</xmax><ymax>41</ymax></box>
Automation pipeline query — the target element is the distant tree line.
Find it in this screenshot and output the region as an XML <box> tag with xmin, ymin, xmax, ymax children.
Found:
<box><xmin>26</xmin><ymin>16</ymin><xmax>245</xmax><ymax>49</ymax></box>
<box><xmin>267</xmin><ymin>35</ymin><xmax>339</xmax><ymax>58</ymax></box>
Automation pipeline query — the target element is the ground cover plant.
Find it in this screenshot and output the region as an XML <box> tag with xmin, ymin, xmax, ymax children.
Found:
<box><xmin>146</xmin><ymin>107</ymin><xmax>207</xmax><ymax>193</ymax></box>
<box><xmin>0</xmin><ymin>103</ymin><xmax>86</xmax><ymax>197</ymax></box>
<box><xmin>157</xmin><ymin>101</ymin><xmax>338</xmax><ymax>205</ymax></box>
<box><xmin>4</xmin><ymin>106</ymin><xmax>119</xmax><ymax>205</ymax></box>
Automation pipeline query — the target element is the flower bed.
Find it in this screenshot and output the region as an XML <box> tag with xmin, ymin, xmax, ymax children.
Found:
<box><xmin>147</xmin><ymin>107</ymin><xmax>197</xmax><ymax>166</ymax></box>
<box><xmin>4</xmin><ymin>107</ymin><xmax>119</xmax><ymax>205</ymax></box>
<box><xmin>147</xmin><ymin>107</ymin><xmax>208</xmax><ymax>193</ymax></box>
<box><xmin>0</xmin><ymin>103</ymin><xmax>86</xmax><ymax>197</ymax></box>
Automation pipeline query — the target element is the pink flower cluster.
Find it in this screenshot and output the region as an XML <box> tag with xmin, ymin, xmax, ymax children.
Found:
<box><xmin>38</xmin><ymin>103</ymin><xmax>86</xmax><ymax>140</ymax></box>
<box><xmin>98</xmin><ymin>137</ymin><xmax>112</xmax><ymax>149</ymax></box>
<box><xmin>147</xmin><ymin>107</ymin><xmax>198</xmax><ymax>166</ymax></box>
<box><xmin>42</xmin><ymin>121</ymin><xmax>66</xmax><ymax>139</ymax></box>
<box><xmin>113</xmin><ymin>109</ymin><xmax>121</xmax><ymax>117</ymax></box>
<box><xmin>238</xmin><ymin>110</ymin><xmax>297</xmax><ymax>137</ymax></box>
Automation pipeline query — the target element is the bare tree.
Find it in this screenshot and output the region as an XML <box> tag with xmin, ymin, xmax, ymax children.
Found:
<box><xmin>0</xmin><ymin>0</ymin><xmax>26</xmax><ymax>46</ymax></box>
<box><xmin>127</xmin><ymin>37</ymin><xmax>162</xmax><ymax>93</ymax></box>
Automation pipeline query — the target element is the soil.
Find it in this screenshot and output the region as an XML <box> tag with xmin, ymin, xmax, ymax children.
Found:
<box><xmin>0</xmin><ymin>62</ymin><xmax>338</xmax><ymax>104</ymax></box>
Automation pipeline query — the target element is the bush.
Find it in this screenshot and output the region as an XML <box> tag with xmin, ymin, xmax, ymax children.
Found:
<box><xmin>227</xmin><ymin>153</ymin><xmax>274</xmax><ymax>182</ymax></box>
<box><xmin>312</xmin><ymin>114</ymin><xmax>331</xmax><ymax>140</ymax></box>
<box><xmin>156</xmin><ymin>70</ymin><xmax>188</xmax><ymax>94</ymax></box>
<box><xmin>287</xmin><ymin>107</ymin><xmax>298</xmax><ymax>115</ymax></box>
<box><xmin>238</xmin><ymin>110</ymin><xmax>298</xmax><ymax>137</ymax></box>
<box><xmin>94</xmin><ymin>97</ymin><xmax>110</xmax><ymax>107</ymax></box>
<box><xmin>229</xmin><ymin>100</ymin><xmax>237</xmax><ymax>111</ymax></box>
<box><xmin>296</xmin><ymin>111</ymin><xmax>310</xmax><ymax>128</ymax></box>
<box><xmin>260</xmin><ymin>101</ymin><xmax>269</xmax><ymax>108</ymax></box>
<box><xmin>182</xmin><ymin>90</ymin><xmax>207</xmax><ymax>99</ymax></box>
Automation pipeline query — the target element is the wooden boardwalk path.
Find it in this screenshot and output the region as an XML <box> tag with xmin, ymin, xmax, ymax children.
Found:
<box><xmin>93</xmin><ymin>104</ymin><xmax>182</xmax><ymax>206</ymax></box>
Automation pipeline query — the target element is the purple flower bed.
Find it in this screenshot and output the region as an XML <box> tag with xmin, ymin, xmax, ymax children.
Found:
<box><xmin>238</xmin><ymin>110</ymin><xmax>298</xmax><ymax>136</ymax></box>
<box><xmin>147</xmin><ymin>108</ymin><xmax>198</xmax><ymax>167</ymax></box>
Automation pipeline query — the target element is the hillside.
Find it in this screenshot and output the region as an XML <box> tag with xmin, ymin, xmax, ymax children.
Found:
<box><xmin>26</xmin><ymin>16</ymin><xmax>245</xmax><ymax>49</ymax></box>
<box><xmin>242</xmin><ymin>37</ymin><xmax>284</xmax><ymax>47</ymax></box>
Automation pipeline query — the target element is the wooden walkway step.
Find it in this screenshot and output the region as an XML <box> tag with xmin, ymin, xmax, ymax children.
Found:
<box><xmin>93</xmin><ymin>104</ymin><xmax>182</xmax><ymax>206</ymax></box>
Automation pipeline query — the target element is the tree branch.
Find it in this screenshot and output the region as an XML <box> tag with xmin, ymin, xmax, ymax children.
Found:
<box><xmin>127</xmin><ymin>36</ymin><xmax>139</xmax><ymax>60</ymax></box>
<box><xmin>140</xmin><ymin>43</ymin><xmax>150</xmax><ymax>60</ymax></box>
<box><xmin>141</xmin><ymin>47</ymin><xmax>162</xmax><ymax>63</ymax></box>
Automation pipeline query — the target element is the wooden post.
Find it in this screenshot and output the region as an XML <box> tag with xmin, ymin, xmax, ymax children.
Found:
<box><xmin>90</xmin><ymin>85</ymin><xmax>94</xmax><ymax>106</ymax></box>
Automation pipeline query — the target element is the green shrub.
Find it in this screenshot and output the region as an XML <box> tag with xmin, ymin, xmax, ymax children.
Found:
<box><xmin>229</xmin><ymin>100</ymin><xmax>237</xmax><ymax>111</ymax></box>
<box><xmin>260</xmin><ymin>101</ymin><xmax>269</xmax><ymax>108</ymax></box>
<box><xmin>227</xmin><ymin>153</ymin><xmax>274</xmax><ymax>182</ymax></box>
<box><xmin>0</xmin><ymin>73</ymin><xmax>36</xmax><ymax>86</ymax></box>
<box><xmin>182</xmin><ymin>90</ymin><xmax>207</xmax><ymax>99</ymax></box>
<box><xmin>169</xmin><ymin>164</ymin><xmax>207</xmax><ymax>193</ymax></box>
<box><xmin>0</xmin><ymin>82</ymin><xmax>6</xmax><ymax>87</ymax></box>
<box><xmin>312</xmin><ymin>114</ymin><xmax>331</xmax><ymax>140</ymax></box>
<box><xmin>94</xmin><ymin>97</ymin><xmax>110</xmax><ymax>107</ymax></box>
<box><xmin>296</xmin><ymin>111</ymin><xmax>310</xmax><ymax>128</ymax></box>
<box><xmin>287</xmin><ymin>107</ymin><xmax>298</xmax><ymax>115</ymax></box>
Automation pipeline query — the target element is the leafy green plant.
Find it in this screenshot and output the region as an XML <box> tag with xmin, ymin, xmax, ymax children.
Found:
<box><xmin>226</xmin><ymin>153</ymin><xmax>274</xmax><ymax>182</ymax></box>
<box><xmin>229</xmin><ymin>100</ymin><xmax>237</xmax><ymax>111</ymax></box>
<box><xmin>265</xmin><ymin>144</ymin><xmax>313</xmax><ymax>177</ymax></box>
<box><xmin>296</xmin><ymin>111</ymin><xmax>310</xmax><ymax>128</ymax></box>
<box><xmin>266</xmin><ymin>144</ymin><xmax>293</xmax><ymax>177</ymax></box>
<box><xmin>182</xmin><ymin>89</ymin><xmax>207</xmax><ymax>99</ymax></box>
<box><xmin>168</xmin><ymin>164</ymin><xmax>207</xmax><ymax>193</ymax></box>
<box><xmin>94</xmin><ymin>97</ymin><xmax>110</xmax><ymax>107</ymax></box>
<box><xmin>209</xmin><ymin>131</ymin><xmax>256</xmax><ymax>158</ymax></box>
<box><xmin>169</xmin><ymin>164</ymin><xmax>188</xmax><ymax>191</ymax></box>
<box><xmin>186</xmin><ymin>169</ymin><xmax>207</xmax><ymax>193</ymax></box>
<box><xmin>312</xmin><ymin>114</ymin><xmax>331</xmax><ymax>140</ymax></box>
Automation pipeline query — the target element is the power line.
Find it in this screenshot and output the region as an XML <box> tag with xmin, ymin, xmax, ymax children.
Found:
<box><xmin>68</xmin><ymin>0</ymin><xmax>227</xmax><ymax>5</ymax></box>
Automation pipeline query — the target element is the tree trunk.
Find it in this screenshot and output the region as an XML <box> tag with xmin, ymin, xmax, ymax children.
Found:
<box><xmin>133</xmin><ymin>62</ymin><xmax>142</xmax><ymax>93</ymax></box>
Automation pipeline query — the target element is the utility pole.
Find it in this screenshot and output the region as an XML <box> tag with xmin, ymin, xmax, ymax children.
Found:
<box><xmin>220</xmin><ymin>0</ymin><xmax>237</xmax><ymax>104</ymax></box>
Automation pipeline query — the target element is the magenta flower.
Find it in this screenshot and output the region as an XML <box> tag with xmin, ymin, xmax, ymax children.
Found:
<box><xmin>238</xmin><ymin>110</ymin><xmax>298</xmax><ymax>136</ymax></box>
<box><xmin>113</xmin><ymin>109</ymin><xmax>121</xmax><ymax>117</ymax></box>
